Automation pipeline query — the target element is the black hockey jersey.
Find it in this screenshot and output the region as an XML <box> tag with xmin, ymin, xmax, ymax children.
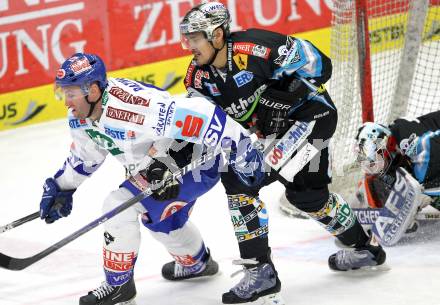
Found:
<box><xmin>389</xmin><ymin>110</ymin><xmax>440</xmax><ymax>185</ymax></box>
<box><xmin>184</xmin><ymin>28</ymin><xmax>335</xmax><ymax>128</ymax></box>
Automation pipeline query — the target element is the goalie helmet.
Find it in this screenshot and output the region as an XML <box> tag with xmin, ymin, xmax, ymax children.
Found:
<box><xmin>180</xmin><ymin>2</ymin><xmax>231</xmax><ymax>41</ymax></box>
<box><xmin>355</xmin><ymin>122</ymin><xmax>395</xmax><ymax>175</ymax></box>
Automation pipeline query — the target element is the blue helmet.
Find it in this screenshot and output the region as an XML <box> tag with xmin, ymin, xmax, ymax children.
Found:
<box><xmin>55</xmin><ymin>53</ymin><xmax>107</xmax><ymax>92</ymax></box>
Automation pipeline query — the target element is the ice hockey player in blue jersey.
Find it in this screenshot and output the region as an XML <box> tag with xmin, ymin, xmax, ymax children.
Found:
<box><xmin>38</xmin><ymin>53</ymin><xmax>265</xmax><ymax>305</ymax></box>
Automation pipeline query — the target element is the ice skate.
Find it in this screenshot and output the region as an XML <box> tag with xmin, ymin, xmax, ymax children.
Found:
<box><xmin>222</xmin><ymin>259</ymin><xmax>284</xmax><ymax>305</ymax></box>
<box><xmin>79</xmin><ymin>277</ymin><xmax>136</xmax><ymax>305</ymax></box>
<box><xmin>328</xmin><ymin>235</ymin><xmax>386</xmax><ymax>271</ymax></box>
<box><xmin>162</xmin><ymin>250</ymin><xmax>219</xmax><ymax>281</ymax></box>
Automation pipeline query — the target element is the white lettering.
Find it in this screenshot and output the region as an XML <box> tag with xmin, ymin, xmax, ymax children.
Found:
<box><xmin>134</xmin><ymin>2</ymin><xmax>166</xmax><ymax>50</ymax></box>
<box><xmin>51</xmin><ymin>19</ymin><xmax>85</xmax><ymax>64</ymax></box>
<box><xmin>166</xmin><ymin>0</ymin><xmax>192</xmax><ymax>44</ymax></box>
<box><xmin>253</xmin><ymin>0</ymin><xmax>281</xmax><ymax>26</ymax></box>
<box><xmin>14</xmin><ymin>23</ymin><xmax>50</xmax><ymax>75</ymax></box>
<box><xmin>0</xmin><ymin>31</ymin><xmax>9</xmax><ymax>78</ymax></box>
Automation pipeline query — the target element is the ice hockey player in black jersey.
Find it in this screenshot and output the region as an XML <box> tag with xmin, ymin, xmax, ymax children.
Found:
<box><xmin>179</xmin><ymin>2</ymin><xmax>386</xmax><ymax>304</ymax></box>
<box><xmin>354</xmin><ymin>111</ymin><xmax>440</xmax><ymax>244</ymax></box>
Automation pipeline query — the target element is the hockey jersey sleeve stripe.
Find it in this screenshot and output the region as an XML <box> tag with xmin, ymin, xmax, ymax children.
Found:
<box><xmin>54</xmin><ymin>153</ymin><xmax>103</xmax><ymax>190</ymax></box>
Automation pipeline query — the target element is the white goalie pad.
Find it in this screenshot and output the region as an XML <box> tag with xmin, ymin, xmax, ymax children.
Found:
<box><xmin>372</xmin><ymin>167</ymin><xmax>422</xmax><ymax>246</ymax></box>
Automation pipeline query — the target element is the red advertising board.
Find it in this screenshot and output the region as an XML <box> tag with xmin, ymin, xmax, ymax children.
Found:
<box><xmin>0</xmin><ymin>0</ymin><xmax>333</xmax><ymax>94</ymax></box>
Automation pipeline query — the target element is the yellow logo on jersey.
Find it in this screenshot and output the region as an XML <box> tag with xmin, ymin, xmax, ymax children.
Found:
<box><xmin>233</xmin><ymin>53</ymin><xmax>248</xmax><ymax>70</ymax></box>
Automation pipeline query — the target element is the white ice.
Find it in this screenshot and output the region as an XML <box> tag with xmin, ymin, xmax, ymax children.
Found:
<box><xmin>0</xmin><ymin>120</ymin><xmax>439</xmax><ymax>305</ymax></box>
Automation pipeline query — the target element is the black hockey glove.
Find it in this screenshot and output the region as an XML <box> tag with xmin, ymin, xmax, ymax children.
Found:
<box><xmin>144</xmin><ymin>159</ymin><xmax>180</xmax><ymax>201</ymax></box>
<box><xmin>256</xmin><ymin>87</ymin><xmax>296</xmax><ymax>137</ymax></box>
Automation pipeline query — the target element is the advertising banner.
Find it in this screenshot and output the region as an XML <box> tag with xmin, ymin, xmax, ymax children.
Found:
<box><xmin>0</xmin><ymin>0</ymin><xmax>333</xmax><ymax>130</ymax></box>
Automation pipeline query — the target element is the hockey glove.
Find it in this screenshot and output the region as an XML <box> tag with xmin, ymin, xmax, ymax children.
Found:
<box><xmin>257</xmin><ymin>87</ymin><xmax>297</xmax><ymax>137</ymax></box>
<box><xmin>224</xmin><ymin>134</ymin><xmax>265</xmax><ymax>188</ymax></box>
<box><xmin>40</xmin><ymin>178</ymin><xmax>75</xmax><ymax>224</ymax></box>
<box><xmin>144</xmin><ymin>159</ymin><xmax>180</xmax><ymax>201</ymax></box>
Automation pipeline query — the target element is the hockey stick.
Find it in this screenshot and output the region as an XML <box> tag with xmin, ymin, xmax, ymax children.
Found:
<box><xmin>0</xmin><ymin>212</ymin><xmax>40</xmax><ymax>234</ymax></box>
<box><xmin>0</xmin><ymin>150</ymin><xmax>218</xmax><ymax>271</ymax></box>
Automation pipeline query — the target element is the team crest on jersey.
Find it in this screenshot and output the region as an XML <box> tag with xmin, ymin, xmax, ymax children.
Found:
<box><xmin>399</xmin><ymin>133</ymin><xmax>418</xmax><ymax>158</ymax></box>
<box><xmin>233</xmin><ymin>70</ymin><xmax>254</xmax><ymax>88</ymax></box>
<box><xmin>274</xmin><ymin>36</ymin><xmax>295</xmax><ymax>65</ymax></box>
<box><xmin>204</xmin><ymin>82</ymin><xmax>221</xmax><ymax>96</ymax></box>
<box><xmin>160</xmin><ymin>201</ymin><xmax>188</xmax><ymax>221</ymax></box>
<box><xmin>69</xmin><ymin>118</ymin><xmax>88</xmax><ymax>129</ymax></box>
<box><xmin>233</xmin><ymin>53</ymin><xmax>248</xmax><ymax>70</ymax></box>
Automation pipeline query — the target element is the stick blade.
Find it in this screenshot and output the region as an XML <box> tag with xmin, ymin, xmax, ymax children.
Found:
<box><xmin>0</xmin><ymin>252</ymin><xmax>30</xmax><ymax>271</ymax></box>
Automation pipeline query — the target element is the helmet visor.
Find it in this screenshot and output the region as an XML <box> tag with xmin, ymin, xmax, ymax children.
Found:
<box><xmin>180</xmin><ymin>32</ymin><xmax>208</xmax><ymax>50</ymax></box>
<box><xmin>356</xmin><ymin>138</ymin><xmax>388</xmax><ymax>175</ymax></box>
<box><xmin>54</xmin><ymin>85</ymin><xmax>88</xmax><ymax>103</ymax></box>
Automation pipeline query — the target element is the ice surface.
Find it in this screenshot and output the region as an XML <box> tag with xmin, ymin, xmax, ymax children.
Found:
<box><xmin>0</xmin><ymin>120</ymin><xmax>439</xmax><ymax>305</ymax></box>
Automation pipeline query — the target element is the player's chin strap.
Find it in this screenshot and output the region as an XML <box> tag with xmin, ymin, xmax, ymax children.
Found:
<box><xmin>85</xmin><ymin>91</ymin><xmax>104</xmax><ymax>118</ymax></box>
<box><xmin>206</xmin><ymin>40</ymin><xmax>226</xmax><ymax>66</ymax></box>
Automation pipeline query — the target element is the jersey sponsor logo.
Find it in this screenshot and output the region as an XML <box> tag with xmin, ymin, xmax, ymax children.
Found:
<box><xmin>108</xmin><ymin>86</ymin><xmax>150</xmax><ymax>107</ymax></box>
<box><xmin>203</xmin><ymin>107</ymin><xmax>227</xmax><ymax>147</ymax></box>
<box><xmin>104</xmin><ymin>125</ymin><xmax>136</xmax><ymax>140</ymax></box>
<box><xmin>185</xmin><ymin>62</ymin><xmax>196</xmax><ymax>88</ymax></box>
<box><xmin>160</xmin><ymin>201</ymin><xmax>188</xmax><ymax>221</ymax></box>
<box><xmin>153</xmin><ymin>101</ymin><xmax>175</xmax><ymax>136</ymax></box>
<box><xmin>205</xmin><ymin>82</ymin><xmax>221</xmax><ymax>96</ymax></box>
<box><xmin>106</xmin><ymin>106</ymin><xmax>145</xmax><ymax>125</ymax></box>
<box><xmin>69</xmin><ymin>118</ymin><xmax>88</xmax><ymax>129</ymax></box>
<box><xmin>70</xmin><ymin>57</ymin><xmax>92</xmax><ymax>75</ymax></box>
<box><xmin>194</xmin><ymin>70</ymin><xmax>210</xmax><ymax>89</ymax></box>
<box><xmin>233</xmin><ymin>53</ymin><xmax>248</xmax><ymax>70</ymax></box>
<box><xmin>171</xmin><ymin>109</ymin><xmax>208</xmax><ymax>140</ymax></box>
<box><xmin>266</xmin><ymin>121</ymin><xmax>315</xmax><ymax>170</ymax></box>
<box><xmin>279</xmin><ymin>142</ymin><xmax>319</xmax><ymax>182</ymax></box>
<box><xmin>233</xmin><ymin>42</ymin><xmax>271</xmax><ymax>59</ymax></box>
<box><xmin>103</xmin><ymin>249</ymin><xmax>135</xmax><ymax>272</ymax></box>
<box><xmin>85</xmin><ymin>129</ymin><xmax>124</xmax><ymax>156</ymax></box>
<box><xmin>115</xmin><ymin>78</ymin><xmax>145</xmax><ymax>92</ymax></box>
<box><xmin>233</xmin><ymin>70</ymin><xmax>254</xmax><ymax>88</ymax></box>
<box><xmin>224</xmin><ymin>84</ymin><xmax>267</xmax><ymax>119</ymax></box>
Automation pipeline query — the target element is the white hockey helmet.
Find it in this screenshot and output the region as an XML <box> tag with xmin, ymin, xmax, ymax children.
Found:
<box><xmin>180</xmin><ymin>2</ymin><xmax>231</xmax><ymax>43</ymax></box>
<box><xmin>355</xmin><ymin>122</ymin><xmax>394</xmax><ymax>175</ymax></box>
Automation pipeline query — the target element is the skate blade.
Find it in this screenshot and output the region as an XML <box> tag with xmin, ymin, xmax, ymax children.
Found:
<box><xmin>259</xmin><ymin>293</ymin><xmax>286</xmax><ymax>305</ymax></box>
<box><xmin>116</xmin><ymin>298</ymin><xmax>137</xmax><ymax>305</ymax></box>
<box><xmin>335</xmin><ymin>263</ymin><xmax>391</xmax><ymax>275</ymax></box>
<box><xmin>279</xmin><ymin>205</ymin><xmax>309</xmax><ymax>219</ymax></box>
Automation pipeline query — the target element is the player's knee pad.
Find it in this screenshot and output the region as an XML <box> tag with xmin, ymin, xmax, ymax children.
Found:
<box><xmin>306</xmin><ymin>192</ymin><xmax>357</xmax><ymax>236</ymax></box>
<box><xmin>102</xmin><ymin>188</ymin><xmax>143</xmax><ymax>286</ymax></box>
<box><xmin>227</xmin><ymin>194</ymin><xmax>269</xmax><ymax>243</ymax></box>
<box><xmin>149</xmin><ymin>221</ymin><xmax>204</xmax><ymax>256</ymax></box>
<box><xmin>102</xmin><ymin>188</ymin><xmax>142</xmax><ymax>252</ymax></box>
<box><xmin>285</xmin><ymin>187</ymin><xmax>329</xmax><ymax>212</ymax></box>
